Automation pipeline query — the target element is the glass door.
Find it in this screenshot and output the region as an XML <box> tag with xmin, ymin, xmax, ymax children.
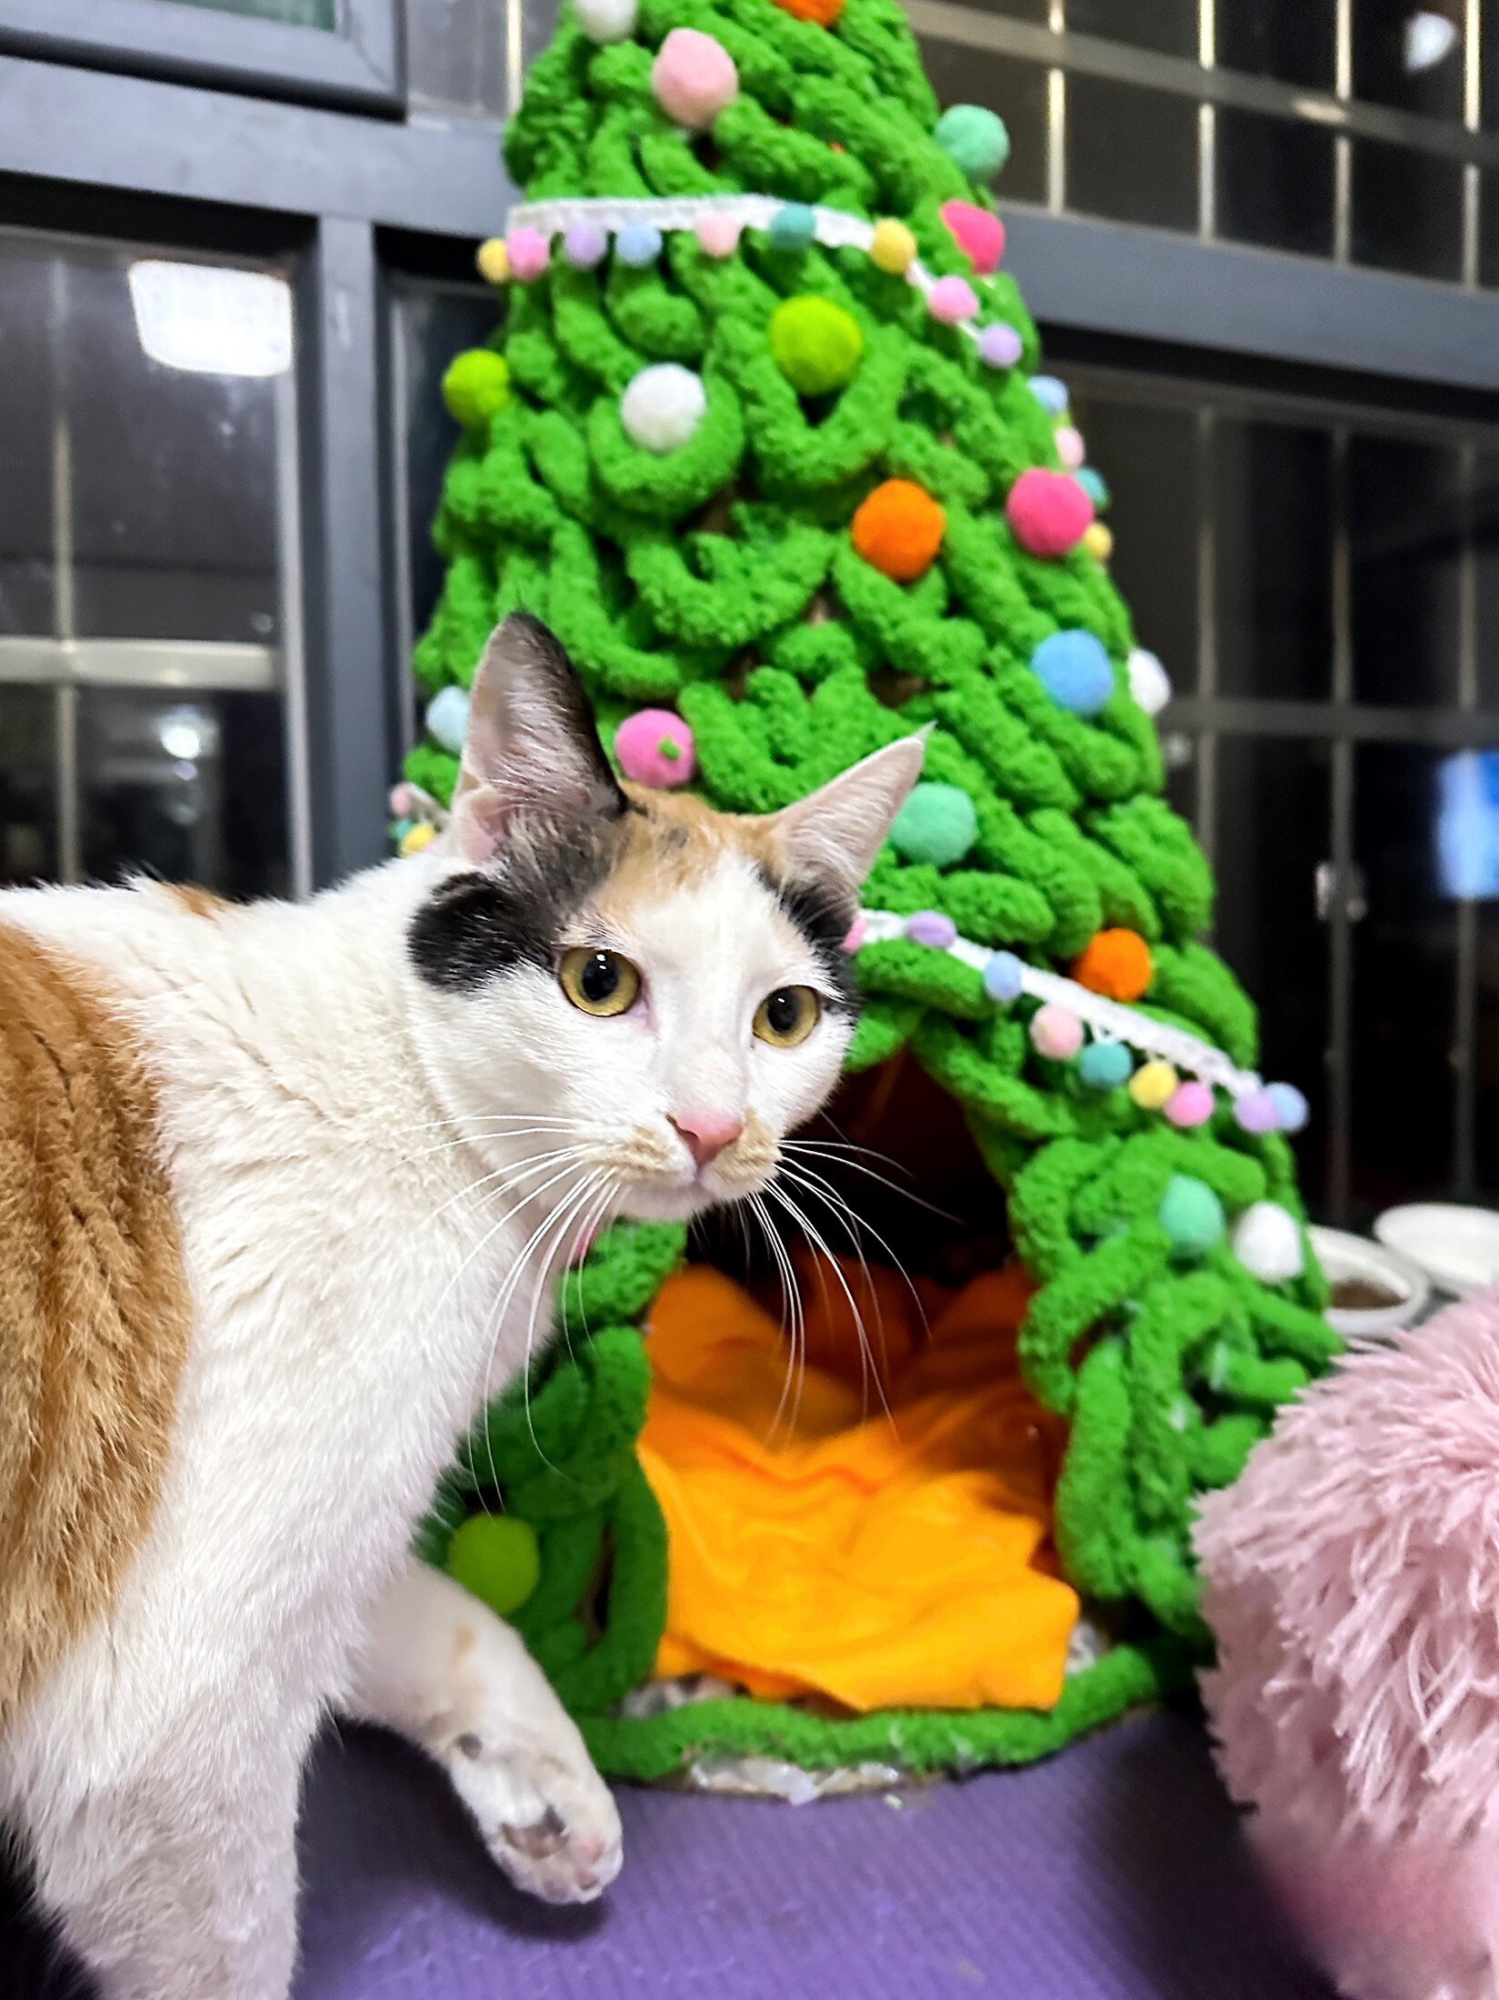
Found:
<box><xmin>0</xmin><ymin>228</ymin><xmax>309</xmax><ymax>899</ymax></box>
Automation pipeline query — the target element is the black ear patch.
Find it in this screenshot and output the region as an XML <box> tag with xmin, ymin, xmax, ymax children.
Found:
<box><xmin>764</xmin><ymin>868</ymin><xmax>859</xmax><ymax>1011</ymax></box>
<box><xmin>409</xmin><ymin>819</ymin><xmax>616</xmax><ymax>992</ymax></box>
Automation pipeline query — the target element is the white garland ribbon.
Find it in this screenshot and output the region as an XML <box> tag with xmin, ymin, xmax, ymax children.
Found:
<box><xmin>506</xmin><ymin>195</ymin><xmax>1001</xmax><ymax>351</ymax></box>
<box><xmin>858</xmin><ymin>908</ymin><xmax>1263</xmax><ymax>1098</ymax></box>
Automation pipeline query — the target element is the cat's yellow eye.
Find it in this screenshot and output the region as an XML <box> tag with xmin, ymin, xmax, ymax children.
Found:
<box><xmin>753</xmin><ymin>986</ymin><xmax>820</xmax><ymax>1048</ymax></box>
<box><xmin>559</xmin><ymin>948</ymin><xmax>640</xmax><ymax>1018</ymax></box>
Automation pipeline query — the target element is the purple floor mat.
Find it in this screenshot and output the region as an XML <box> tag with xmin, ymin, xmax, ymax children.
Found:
<box><xmin>3</xmin><ymin>1706</ymin><xmax>1333</xmax><ymax>1999</ymax></box>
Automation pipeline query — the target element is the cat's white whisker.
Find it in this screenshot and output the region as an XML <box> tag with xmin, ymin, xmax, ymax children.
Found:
<box><xmin>764</xmin><ymin>1179</ymin><xmax>896</xmax><ymax>1431</ymax></box>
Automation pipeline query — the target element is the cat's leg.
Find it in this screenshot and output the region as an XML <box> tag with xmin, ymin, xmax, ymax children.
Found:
<box><xmin>346</xmin><ymin>1555</ymin><xmax>622</xmax><ymax>1904</ymax></box>
<box><xmin>15</xmin><ymin>1729</ymin><xmax>303</xmax><ymax>2000</ymax></box>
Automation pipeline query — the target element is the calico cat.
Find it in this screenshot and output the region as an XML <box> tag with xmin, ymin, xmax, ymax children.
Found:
<box><xmin>0</xmin><ymin>613</ymin><xmax>922</xmax><ymax>2000</ymax></box>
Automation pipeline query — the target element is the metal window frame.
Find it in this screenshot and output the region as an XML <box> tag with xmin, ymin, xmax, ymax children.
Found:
<box><xmin>0</xmin><ymin>0</ymin><xmax>402</xmax><ymax>113</ymax></box>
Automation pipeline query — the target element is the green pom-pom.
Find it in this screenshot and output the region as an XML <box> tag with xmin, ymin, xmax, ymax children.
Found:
<box><xmin>446</xmin><ymin>1513</ymin><xmax>542</xmax><ymax>1617</ymax></box>
<box><xmin>889</xmin><ymin>781</ymin><xmax>978</xmax><ymax>868</ymax></box>
<box><xmin>1157</xmin><ymin>1175</ymin><xmax>1226</xmax><ymax>1257</ymax></box>
<box><xmin>768</xmin><ymin>296</ymin><xmax>865</xmax><ymax>398</ymax></box>
<box><xmin>442</xmin><ymin>349</ymin><xmax>511</xmax><ymax>430</ymax></box>
<box><xmin>934</xmin><ymin>105</ymin><xmax>1011</xmax><ymax>183</ymax></box>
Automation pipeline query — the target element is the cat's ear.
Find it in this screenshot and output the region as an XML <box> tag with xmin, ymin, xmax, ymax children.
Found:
<box><xmin>770</xmin><ymin>737</ymin><xmax>926</xmax><ymax>899</ymax></box>
<box><xmin>449</xmin><ymin>615</ymin><xmax>626</xmax><ymax>866</ymax></box>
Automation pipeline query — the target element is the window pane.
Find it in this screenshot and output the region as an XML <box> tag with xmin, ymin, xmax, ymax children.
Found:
<box><xmin>1213</xmin><ymin>736</ymin><xmax>1331</xmax><ymax>1209</ymax></box>
<box><xmin>164</xmin><ymin>0</ymin><xmax>336</xmax><ymax>23</ymax></box>
<box><xmin>393</xmin><ymin>280</ymin><xmax>503</xmax><ymax>655</ymax></box>
<box><xmin>1064</xmin><ymin>388</ymin><xmax>1198</xmax><ymax>692</ymax></box>
<box><xmin>1479</xmin><ymin>449</ymin><xmax>1499</xmax><ymax>706</ymax></box>
<box><xmin>1067</xmin><ymin>0</ymin><xmax>1196</xmax><ymax>58</ymax></box>
<box><xmin>1215</xmin><ymin>421</ymin><xmax>1334</xmax><ymax>700</ymax></box>
<box><xmin>1066</xmin><ymin>76</ymin><xmax>1198</xmax><ymax>231</ymax></box>
<box><xmin>405</xmin><ymin>0</ymin><xmax>508</xmax><ymax>118</ymax></box>
<box><xmin>1482</xmin><ymin>168</ymin><xmax>1499</xmax><ymax>285</ymax></box>
<box><xmin>1353</xmin><ymin>3</ymin><xmax>1466</xmax><ymax>122</ymax></box>
<box><xmin>1351</xmin><ymin>745</ymin><xmax>1457</xmax><ymax>1213</ymax></box>
<box><xmin>0</xmin><ymin>686</ymin><xmax>57</xmax><ymax>887</ymax></box>
<box><xmin>0</xmin><ymin>245</ymin><xmax>54</xmax><ymax>636</ymax></box>
<box><xmin>1216</xmin><ymin>0</ymin><xmax>1336</xmax><ymax>91</ymax></box>
<box><xmin>79</xmin><ymin>690</ymin><xmax>289</xmax><ymax>900</ymax></box>
<box><xmin>1351</xmin><ymin>139</ymin><xmax>1464</xmax><ymax>280</ymax></box>
<box><xmin>919</xmin><ymin>46</ymin><xmax>1049</xmax><ymax>207</ymax></box>
<box><xmin>1476</xmin><ymin>898</ymin><xmax>1499</xmax><ymax>1198</ymax></box>
<box><xmin>945</xmin><ymin>0</ymin><xmax>1049</xmax><ymax>21</ymax></box>
<box><xmin>1216</xmin><ymin>107</ymin><xmax>1335</xmax><ymax>257</ymax></box>
<box><xmin>1349</xmin><ymin>436</ymin><xmax>1464</xmax><ymax>706</ymax></box>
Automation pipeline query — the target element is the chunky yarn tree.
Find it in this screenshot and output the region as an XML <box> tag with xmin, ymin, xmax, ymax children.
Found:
<box><xmin>402</xmin><ymin>0</ymin><xmax>1338</xmax><ymax>1779</ymax></box>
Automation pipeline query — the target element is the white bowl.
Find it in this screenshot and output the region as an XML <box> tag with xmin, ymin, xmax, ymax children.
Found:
<box><xmin>1308</xmin><ymin>1224</ymin><xmax>1430</xmax><ymax>1338</ymax></box>
<box><xmin>1374</xmin><ymin>1203</ymin><xmax>1499</xmax><ymax>1298</ymax></box>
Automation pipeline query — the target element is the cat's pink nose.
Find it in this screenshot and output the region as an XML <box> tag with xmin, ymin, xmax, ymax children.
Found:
<box><xmin>670</xmin><ymin>1111</ymin><xmax>744</xmax><ymax>1169</ymax></box>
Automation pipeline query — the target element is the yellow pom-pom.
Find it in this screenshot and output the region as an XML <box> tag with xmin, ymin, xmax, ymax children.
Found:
<box><xmin>1082</xmin><ymin>521</ymin><xmax>1114</xmax><ymax>562</ymax></box>
<box><xmin>399</xmin><ymin>821</ymin><xmax>437</xmax><ymax>856</ymax></box>
<box><xmin>870</xmin><ymin>218</ymin><xmax>916</xmax><ymax>275</ymax></box>
<box><xmin>476</xmin><ymin>236</ymin><xmax>511</xmax><ymax>285</ymax></box>
<box><xmin>1129</xmin><ymin>1059</ymin><xmax>1178</xmax><ymax>1111</ymax></box>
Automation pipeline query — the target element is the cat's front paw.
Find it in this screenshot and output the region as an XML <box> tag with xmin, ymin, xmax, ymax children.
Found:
<box><xmin>451</xmin><ymin>1729</ymin><xmax>623</xmax><ymax>1904</ymax></box>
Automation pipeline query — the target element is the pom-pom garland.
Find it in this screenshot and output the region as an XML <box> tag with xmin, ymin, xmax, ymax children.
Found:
<box><xmin>620</xmin><ymin>363</ymin><xmax>706</xmax><ymax>453</ymax></box>
<box><xmin>616</xmin><ymin>222</ymin><xmax>663</xmax><ymax>267</ymax></box>
<box><xmin>976</xmin><ymin>323</ymin><xmax>1024</xmax><ymax>368</ymax></box>
<box><xmin>1029</xmin><ymin>374</ymin><xmax>1070</xmax><ymax>415</ymax></box>
<box><xmin>563</xmin><ymin>220</ymin><xmax>609</xmax><ymax>270</ymax></box>
<box><xmin>768</xmin><ymin>202</ymin><xmax>818</xmax><ymax>252</ymax></box>
<box><xmin>903</xmin><ymin>909</ymin><xmax>959</xmax><ymax>949</ymax></box>
<box><xmin>869</xmin><ymin>218</ymin><xmax>917</xmax><ymax>274</ymax></box>
<box><xmin>652</xmin><ymin>28</ymin><xmax>739</xmax><ymax>130</ymax></box>
<box><xmin>1078</xmin><ymin>1039</ymin><xmax>1133</xmax><ymax>1090</ymax></box>
<box><xmin>1164</xmin><ymin>1081</ymin><xmax>1215</xmax><ymax>1129</ymax></box>
<box><xmin>505</xmin><ymin>227</ymin><xmax>550</xmax><ymax>282</ymax></box>
<box><xmin>474</xmin><ymin>236</ymin><xmax>510</xmax><ymax>285</ymax></box>
<box><xmin>1031</xmin><ymin>1004</ymin><xmax>1085</xmax><ymax>1061</ymax></box>
<box><xmin>1129</xmin><ymin>1060</ymin><xmax>1180</xmax><ymax>1111</ymax></box>
<box><xmin>851</xmin><ymin>478</ymin><xmax>947</xmax><ymax>582</ymax></box>
<box><xmin>615</xmin><ymin>709</ymin><xmax>696</xmax><ymax>787</ymax></box>
<box><xmin>695</xmin><ymin>213</ymin><xmax>742</xmax><ymax>258</ymax></box>
<box><xmin>927</xmin><ymin>275</ymin><xmax>981</xmax><ymax>325</ymax></box>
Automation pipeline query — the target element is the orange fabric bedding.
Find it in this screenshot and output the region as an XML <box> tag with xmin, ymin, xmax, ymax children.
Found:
<box><xmin>637</xmin><ymin>1259</ymin><xmax>1078</xmax><ymax>1714</ymax></box>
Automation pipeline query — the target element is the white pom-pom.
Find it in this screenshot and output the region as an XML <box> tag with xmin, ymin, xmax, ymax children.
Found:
<box><xmin>1230</xmin><ymin>1201</ymin><xmax>1305</xmax><ymax>1286</ymax></box>
<box><xmin>574</xmin><ymin>0</ymin><xmax>638</xmax><ymax>42</ymax></box>
<box><xmin>1127</xmin><ymin>646</ymin><xmax>1172</xmax><ymax>716</ymax></box>
<box><xmin>425</xmin><ymin>683</ymin><xmax>471</xmax><ymax>755</ymax></box>
<box><xmin>620</xmin><ymin>364</ymin><xmax>706</xmax><ymax>455</ymax></box>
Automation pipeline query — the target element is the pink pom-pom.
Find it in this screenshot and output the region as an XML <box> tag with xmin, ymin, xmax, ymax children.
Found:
<box><xmin>506</xmin><ymin>227</ymin><xmax>551</xmax><ymax>282</ymax></box>
<box><xmin>927</xmin><ymin>275</ymin><xmax>980</xmax><ymax>325</ymax></box>
<box><xmin>1054</xmin><ymin>425</ymin><xmax>1086</xmax><ymax>469</ymax></box>
<box><xmin>695</xmin><ymin>212</ymin><xmax>742</xmax><ymax>258</ymax></box>
<box><xmin>652</xmin><ymin>27</ymin><xmax>738</xmax><ymax>130</ymax></box>
<box><xmin>388</xmin><ymin>782</ymin><xmax>417</xmax><ymax>818</ymax></box>
<box><xmin>841</xmin><ymin>915</ymin><xmax>867</xmax><ymax>954</ymax></box>
<box><xmin>1005</xmin><ymin>468</ymin><xmax>1094</xmax><ymax>558</ymax></box>
<box><xmin>939</xmin><ymin>199</ymin><xmax>1005</xmax><ymax>275</ymax></box>
<box><xmin>1197</xmin><ymin>1291</ymin><xmax>1499</xmax><ymax>2000</ymax></box>
<box><xmin>615</xmin><ymin>708</ymin><xmax>696</xmax><ymax>788</ymax></box>
<box><xmin>1030</xmin><ymin>1003</ymin><xmax>1084</xmax><ymax>1061</ymax></box>
<box><xmin>1164</xmin><ymin>1080</ymin><xmax>1214</xmax><ymax>1128</ymax></box>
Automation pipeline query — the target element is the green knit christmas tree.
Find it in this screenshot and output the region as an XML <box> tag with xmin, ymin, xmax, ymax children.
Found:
<box><xmin>403</xmin><ymin>0</ymin><xmax>1338</xmax><ymax>1779</ymax></box>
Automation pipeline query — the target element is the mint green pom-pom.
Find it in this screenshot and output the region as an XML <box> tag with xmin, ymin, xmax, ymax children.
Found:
<box><xmin>1158</xmin><ymin>1174</ymin><xmax>1226</xmax><ymax>1257</ymax></box>
<box><xmin>934</xmin><ymin>105</ymin><xmax>1011</xmax><ymax>183</ymax></box>
<box><xmin>446</xmin><ymin>1513</ymin><xmax>541</xmax><ymax>1617</ymax></box>
<box><xmin>889</xmin><ymin>781</ymin><xmax>978</xmax><ymax>868</ymax></box>
<box><xmin>769</xmin><ymin>296</ymin><xmax>864</xmax><ymax>397</ymax></box>
<box><xmin>442</xmin><ymin>349</ymin><xmax>511</xmax><ymax>430</ymax></box>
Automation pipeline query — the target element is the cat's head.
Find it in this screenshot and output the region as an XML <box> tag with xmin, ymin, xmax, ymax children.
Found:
<box><xmin>406</xmin><ymin>614</ymin><xmax>922</xmax><ymax>1226</ymax></box>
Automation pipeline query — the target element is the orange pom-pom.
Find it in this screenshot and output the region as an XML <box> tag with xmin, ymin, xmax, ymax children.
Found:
<box><xmin>851</xmin><ymin>479</ymin><xmax>947</xmax><ymax>583</ymax></box>
<box><xmin>772</xmin><ymin>0</ymin><xmax>844</xmax><ymax>21</ymax></box>
<box><xmin>1072</xmin><ymin>928</ymin><xmax>1154</xmax><ymax>1003</ymax></box>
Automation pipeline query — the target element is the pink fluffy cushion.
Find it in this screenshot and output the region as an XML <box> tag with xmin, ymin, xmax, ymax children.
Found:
<box><xmin>1196</xmin><ymin>1288</ymin><xmax>1499</xmax><ymax>2000</ymax></box>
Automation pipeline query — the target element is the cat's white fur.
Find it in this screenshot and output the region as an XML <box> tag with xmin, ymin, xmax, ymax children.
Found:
<box><xmin>0</xmin><ymin>617</ymin><xmax>922</xmax><ymax>1999</ymax></box>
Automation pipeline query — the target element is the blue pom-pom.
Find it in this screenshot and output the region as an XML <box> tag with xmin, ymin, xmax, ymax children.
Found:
<box><xmin>1078</xmin><ymin>1040</ymin><xmax>1132</xmax><ymax>1089</ymax></box>
<box><xmin>768</xmin><ymin>203</ymin><xmax>817</xmax><ymax>252</ymax></box>
<box><xmin>983</xmin><ymin>950</ymin><xmax>1025</xmax><ymax>1004</ymax></box>
<box><xmin>616</xmin><ymin>223</ymin><xmax>663</xmax><ymax>267</ymax></box>
<box><xmin>1268</xmin><ymin>1081</ymin><xmax>1310</xmax><ymax>1133</ymax></box>
<box><xmin>1031</xmin><ymin>630</ymin><xmax>1115</xmax><ymax>716</ymax></box>
<box><xmin>1029</xmin><ymin>374</ymin><xmax>1069</xmax><ymax>415</ymax></box>
<box><xmin>425</xmin><ymin>683</ymin><xmax>471</xmax><ymax>754</ymax></box>
<box><xmin>1075</xmin><ymin>467</ymin><xmax>1110</xmax><ymax>509</ymax></box>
